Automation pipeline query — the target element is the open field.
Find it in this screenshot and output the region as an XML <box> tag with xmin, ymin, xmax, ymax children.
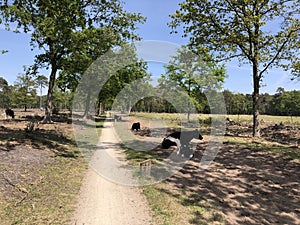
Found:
<box><xmin>126</xmin><ymin>112</ymin><xmax>300</xmax><ymax>225</ymax></box>
<box><xmin>130</xmin><ymin>112</ymin><xmax>300</xmax><ymax>125</ymax></box>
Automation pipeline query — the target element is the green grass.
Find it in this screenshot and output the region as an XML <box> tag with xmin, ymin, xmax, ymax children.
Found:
<box><xmin>143</xmin><ymin>185</ymin><xmax>174</xmax><ymax>225</ymax></box>
<box><xmin>142</xmin><ymin>184</ymin><xmax>225</xmax><ymax>225</ymax></box>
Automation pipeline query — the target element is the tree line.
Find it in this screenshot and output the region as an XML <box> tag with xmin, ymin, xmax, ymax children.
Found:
<box><xmin>0</xmin><ymin>74</ymin><xmax>70</xmax><ymax>112</ymax></box>
<box><xmin>1</xmin><ymin>72</ymin><xmax>299</xmax><ymax>118</ymax></box>
<box><xmin>131</xmin><ymin>88</ymin><xmax>300</xmax><ymax>118</ymax></box>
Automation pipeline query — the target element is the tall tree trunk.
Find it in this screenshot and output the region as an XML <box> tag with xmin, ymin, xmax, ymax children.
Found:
<box><xmin>187</xmin><ymin>77</ymin><xmax>191</xmax><ymax>122</ymax></box>
<box><xmin>252</xmin><ymin>19</ymin><xmax>261</xmax><ymax>138</ymax></box>
<box><xmin>40</xmin><ymin>83</ymin><xmax>43</xmax><ymax>109</ymax></box>
<box><xmin>83</xmin><ymin>89</ymin><xmax>91</xmax><ymax>119</ymax></box>
<box><xmin>43</xmin><ymin>66</ymin><xmax>57</xmax><ymax>123</ymax></box>
<box><xmin>96</xmin><ymin>100</ymin><xmax>100</xmax><ymax>116</ymax></box>
<box><xmin>252</xmin><ymin>63</ymin><xmax>260</xmax><ymax>137</ymax></box>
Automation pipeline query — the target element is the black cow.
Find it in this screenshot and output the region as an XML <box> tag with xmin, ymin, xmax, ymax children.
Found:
<box><xmin>161</xmin><ymin>129</ymin><xmax>203</xmax><ymax>158</ymax></box>
<box><xmin>162</xmin><ymin>129</ymin><xmax>203</xmax><ymax>148</ymax></box>
<box><xmin>5</xmin><ymin>108</ymin><xmax>14</xmax><ymax>119</ymax></box>
<box><xmin>131</xmin><ymin>122</ymin><xmax>141</xmax><ymax>131</ymax></box>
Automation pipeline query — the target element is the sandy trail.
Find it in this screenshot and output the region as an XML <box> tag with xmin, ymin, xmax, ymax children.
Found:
<box><xmin>73</xmin><ymin>118</ymin><xmax>153</xmax><ymax>225</ymax></box>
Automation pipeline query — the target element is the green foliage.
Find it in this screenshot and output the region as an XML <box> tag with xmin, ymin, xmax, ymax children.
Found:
<box><xmin>270</xmin><ymin>89</ymin><xmax>300</xmax><ymax>116</ymax></box>
<box><xmin>99</xmin><ymin>60</ymin><xmax>151</xmax><ymax>112</ymax></box>
<box><xmin>223</xmin><ymin>89</ymin><xmax>300</xmax><ymax>116</ymax></box>
<box><xmin>292</xmin><ymin>61</ymin><xmax>300</xmax><ymax>80</ymax></box>
<box><xmin>0</xmin><ymin>77</ymin><xmax>11</xmax><ymax>108</ymax></box>
<box><xmin>130</xmin><ymin>88</ymin><xmax>300</xmax><ymax>117</ymax></box>
<box><xmin>170</xmin><ymin>0</ymin><xmax>300</xmax><ymax>136</ymax></box>
<box><xmin>170</xmin><ymin>0</ymin><xmax>300</xmax><ymax>70</ymax></box>
<box><xmin>11</xmin><ymin>73</ymin><xmax>37</xmax><ymax>110</ymax></box>
<box><xmin>35</xmin><ymin>75</ymin><xmax>48</xmax><ymax>109</ymax></box>
<box><xmin>1</xmin><ymin>0</ymin><xmax>145</xmax><ymax>120</ymax></box>
<box><xmin>52</xmin><ymin>85</ymin><xmax>73</xmax><ymax>111</ymax></box>
<box><xmin>35</xmin><ymin>75</ymin><xmax>48</xmax><ymax>90</ymax></box>
<box><xmin>159</xmin><ymin>46</ymin><xmax>226</xmax><ymax>115</ymax></box>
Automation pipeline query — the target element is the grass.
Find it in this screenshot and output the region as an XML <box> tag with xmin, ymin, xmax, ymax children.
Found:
<box><xmin>2</xmin><ymin>156</ymin><xmax>87</xmax><ymax>225</ymax></box>
<box><xmin>225</xmin><ymin>137</ymin><xmax>300</xmax><ymax>160</ymax></box>
<box><xmin>0</xmin><ymin>112</ymin><xmax>98</xmax><ymax>225</ymax></box>
<box><xmin>142</xmin><ymin>183</ymin><xmax>226</xmax><ymax>225</ymax></box>
<box><xmin>126</xmin><ymin>112</ymin><xmax>299</xmax><ymax>225</ymax></box>
<box><xmin>143</xmin><ymin>185</ymin><xmax>174</xmax><ymax>225</ymax></box>
<box><xmin>124</xmin><ymin>113</ymin><xmax>229</xmax><ymax>224</ymax></box>
<box><xmin>130</xmin><ymin>112</ymin><xmax>300</xmax><ymax>125</ymax></box>
<box><xmin>72</xmin><ymin>115</ymin><xmax>105</xmax><ymax>160</ymax></box>
<box><xmin>226</xmin><ymin>114</ymin><xmax>300</xmax><ymax>124</ymax></box>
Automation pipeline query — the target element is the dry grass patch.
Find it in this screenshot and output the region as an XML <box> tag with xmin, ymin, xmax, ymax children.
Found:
<box><xmin>0</xmin><ymin>110</ymin><xmax>89</xmax><ymax>224</ymax></box>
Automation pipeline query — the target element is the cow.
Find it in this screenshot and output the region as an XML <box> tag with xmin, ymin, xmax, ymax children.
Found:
<box><xmin>5</xmin><ymin>108</ymin><xmax>14</xmax><ymax>119</ymax></box>
<box><xmin>131</xmin><ymin>122</ymin><xmax>141</xmax><ymax>131</ymax></box>
<box><xmin>161</xmin><ymin>129</ymin><xmax>203</xmax><ymax>158</ymax></box>
<box><xmin>114</xmin><ymin>114</ymin><xmax>122</xmax><ymax>121</ymax></box>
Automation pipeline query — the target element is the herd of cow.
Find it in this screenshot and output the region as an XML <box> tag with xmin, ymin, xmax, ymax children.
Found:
<box><xmin>131</xmin><ymin>121</ymin><xmax>203</xmax><ymax>158</ymax></box>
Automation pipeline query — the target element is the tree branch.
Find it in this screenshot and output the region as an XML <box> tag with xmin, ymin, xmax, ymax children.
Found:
<box><xmin>260</xmin><ymin>27</ymin><xmax>299</xmax><ymax>76</ymax></box>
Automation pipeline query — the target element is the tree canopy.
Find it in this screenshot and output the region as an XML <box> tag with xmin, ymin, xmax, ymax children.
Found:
<box><xmin>159</xmin><ymin>45</ymin><xmax>227</xmax><ymax>120</ymax></box>
<box><xmin>170</xmin><ymin>0</ymin><xmax>300</xmax><ymax>136</ymax></box>
<box><xmin>1</xmin><ymin>0</ymin><xmax>145</xmax><ymax>122</ymax></box>
<box><xmin>12</xmin><ymin>72</ymin><xmax>36</xmax><ymax>111</ymax></box>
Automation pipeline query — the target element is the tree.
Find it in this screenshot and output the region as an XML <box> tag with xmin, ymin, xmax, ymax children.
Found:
<box><xmin>0</xmin><ymin>1</ymin><xmax>8</xmax><ymax>55</ymax></box>
<box><xmin>0</xmin><ymin>77</ymin><xmax>11</xmax><ymax>108</ymax></box>
<box><xmin>12</xmin><ymin>73</ymin><xmax>36</xmax><ymax>111</ymax></box>
<box><xmin>2</xmin><ymin>0</ymin><xmax>144</xmax><ymax>122</ymax></box>
<box><xmin>35</xmin><ymin>75</ymin><xmax>48</xmax><ymax>109</ymax></box>
<box><xmin>270</xmin><ymin>89</ymin><xmax>300</xmax><ymax>118</ymax></box>
<box><xmin>292</xmin><ymin>61</ymin><xmax>300</xmax><ymax>80</ymax></box>
<box><xmin>160</xmin><ymin>46</ymin><xmax>226</xmax><ymax>121</ymax></box>
<box><xmin>98</xmin><ymin>60</ymin><xmax>151</xmax><ymax>114</ymax></box>
<box><xmin>170</xmin><ymin>0</ymin><xmax>300</xmax><ymax>137</ymax></box>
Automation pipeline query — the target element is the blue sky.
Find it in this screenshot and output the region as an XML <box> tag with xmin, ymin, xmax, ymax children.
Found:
<box><xmin>0</xmin><ymin>0</ymin><xmax>299</xmax><ymax>94</ymax></box>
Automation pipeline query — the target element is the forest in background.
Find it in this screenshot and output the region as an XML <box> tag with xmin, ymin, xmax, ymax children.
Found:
<box><xmin>1</xmin><ymin>74</ymin><xmax>299</xmax><ymax>117</ymax></box>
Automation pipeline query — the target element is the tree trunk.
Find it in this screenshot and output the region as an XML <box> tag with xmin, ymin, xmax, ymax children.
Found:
<box><xmin>83</xmin><ymin>89</ymin><xmax>91</xmax><ymax>119</ymax></box>
<box><xmin>40</xmin><ymin>83</ymin><xmax>43</xmax><ymax>109</ymax></box>
<box><xmin>187</xmin><ymin>76</ymin><xmax>191</xmax><ymax>122</ymax></box>
<box><xmin>96</xmin><ymin>101</ymin><xmax>100</xmax><ymax>116</ymax></box>
<box><xmin>252</xmin><ymin>63</ymin><xmax>260</xmax><ymax>137</ymax></box>
<box><xmin>43</xmin><ymin>66</ymin><xmax>57</xmax><ymax>123</ymax></box>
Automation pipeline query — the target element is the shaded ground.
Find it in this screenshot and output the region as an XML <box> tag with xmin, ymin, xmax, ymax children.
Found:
<box><xmin>127</xmin><ymin>115</ymin><xmax>300</xmax><ymax>224</ymax></box>
<box><xmin>165</xmin><ymin>142</ymin><xmax>300</xmax><ymax>224</ymax></box>
<box><xmin>0</xmin><ymin>109</ymin><xmax>86</xmax><ymax>224</ymax></box>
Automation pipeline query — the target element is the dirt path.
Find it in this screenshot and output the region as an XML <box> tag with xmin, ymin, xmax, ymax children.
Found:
<box><xmin>73</xmin><ymin>119</ymin><xmax>153</xmax><ymax>225</ymax></box>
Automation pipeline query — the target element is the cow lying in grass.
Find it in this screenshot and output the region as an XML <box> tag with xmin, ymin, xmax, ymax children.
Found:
<box><xmin>161</xmin><ymin>129</ymin><xmax>203</xmax><ymax>158</ymax></box>
<box><xmin>5</xmin><ymin>108</ymin><xmax>14</xmax><ymax>119</ymax></box>
<box><xmin>131</xmin><ymin>122</ymin><xmax>141</xmax><ymax>131</ymax></box>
